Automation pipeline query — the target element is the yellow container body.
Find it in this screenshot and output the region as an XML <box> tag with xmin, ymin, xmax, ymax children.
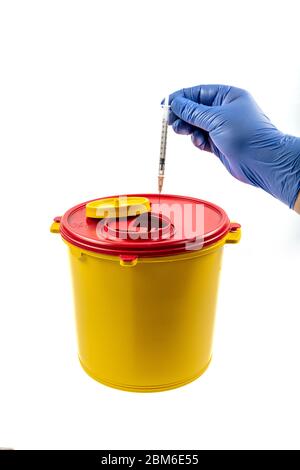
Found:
<box><xmin>64</xmin><ymin>228</ymin><xmax>240</xmax><ymax>392</ymax></box>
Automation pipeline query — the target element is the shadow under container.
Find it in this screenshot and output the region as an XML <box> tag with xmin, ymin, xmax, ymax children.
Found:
<box><xmin>51</xmin><ymin>194</ymin><xmax>241</xmax><ymax>392</ymax></box>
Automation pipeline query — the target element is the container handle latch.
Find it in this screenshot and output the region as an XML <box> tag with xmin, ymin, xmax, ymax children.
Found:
<box><xmin>119</xmin><ymin>255</ymin><xmax>138</xmax><ymax>267</ymax></box>
<box><xmin>50</xmin><ymin>216</ymin><xmax>61</xmax><ymax>234</ymax></box>
<box><xmin>226</xmin><ymin>222</ymin><xmax>241</xmax><ymax>244</ymax></box>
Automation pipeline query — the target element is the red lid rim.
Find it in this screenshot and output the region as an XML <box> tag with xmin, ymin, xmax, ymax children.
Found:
<box><xmin>59</xmin><ymin>194</ymin><xmax>231</xmax><ymax>257</ymax></box>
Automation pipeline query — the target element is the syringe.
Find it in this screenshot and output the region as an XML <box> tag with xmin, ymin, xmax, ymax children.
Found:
<box><xmin>158</xmin><ymin>96</ymin><xmax>170</xmax><ymax>194</ymax></box>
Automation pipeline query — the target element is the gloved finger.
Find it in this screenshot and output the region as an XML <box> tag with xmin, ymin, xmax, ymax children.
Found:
<box><xmin>168</xmin><ymin>110</ymin><xmax>178</xmax><ymax>125</ymax></box>
<box><xmin>169</xmin><ymin>87</ymin><xmax>215</xmax><ymax>106</ymax></box>
<box><xmin>163</xmin><ymin>101</ymin><xmax>193</xmax><ymax>131</ymax></box>
<box><xmin>191</xmin><ymin>129</ymin><xmax>211</xmax><ymax>152</ymax></box>
<box><xmin>171</xmin><ymin>96</ymin><xmax>217</xmax><ymax>132</ymax></box>
<box><xmin>169</xmin><ymin>84</ymin><xmax>239</xmax><ymax>106</ymax></box>
<box><xmin>172</xmin><ymin>118</ymin><xmax>193</xmax><ymax>135</ymax></box>
<box><xmin>176</xmin><ymin>85</ymin><xmax>229</xmax><ymax>106</ymax></box>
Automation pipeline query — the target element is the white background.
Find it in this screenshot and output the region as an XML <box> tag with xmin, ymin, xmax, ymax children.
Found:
<box><xmin>0</xmin><ymin>0</ymin><xmax>300</xmax><ymax>450</ymax></box>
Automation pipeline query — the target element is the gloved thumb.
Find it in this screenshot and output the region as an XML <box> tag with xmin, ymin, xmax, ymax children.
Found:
<box><xmin>171</xmin><ymin>96</ymin><xmax>218</xmax><ymax>133</ymax></box>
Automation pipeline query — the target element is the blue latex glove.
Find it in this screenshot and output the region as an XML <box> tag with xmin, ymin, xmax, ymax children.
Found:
<box><xmin>168</xmin><ymin>85</ymin><xmax>300</xmax><ymax>209</ymax></box>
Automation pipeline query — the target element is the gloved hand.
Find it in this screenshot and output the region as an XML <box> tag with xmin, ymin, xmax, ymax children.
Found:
<box><xmin>167</xmin><ymin>85</ymin><xmax>300</xmax><ymax>209</ymax></box>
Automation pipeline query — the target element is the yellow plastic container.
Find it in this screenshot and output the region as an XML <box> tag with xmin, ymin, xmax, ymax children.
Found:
<box><xmin>51</xmin><ymin>194</ymin><xmax>241</xmax><ymax>392</ymax></box>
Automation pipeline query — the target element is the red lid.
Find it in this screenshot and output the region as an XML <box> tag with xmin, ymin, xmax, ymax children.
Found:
<box><xmin>59</xmin><ymin>194</ymin><xmax>233</xmax><ymax>257</ymax></box>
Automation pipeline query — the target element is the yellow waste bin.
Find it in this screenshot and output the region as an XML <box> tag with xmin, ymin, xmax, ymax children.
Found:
<box><xmin>51</xmin><ymin>194</ymin><xmax>241</xmax><ymax>392</ymax></box>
